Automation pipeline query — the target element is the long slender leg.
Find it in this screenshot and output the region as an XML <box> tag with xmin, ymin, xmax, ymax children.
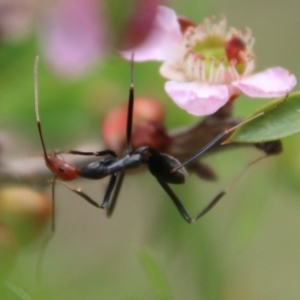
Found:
<box><xmin>66</xmin><ymin>150</ymin><xmax>117</xmax><ymax>157</ymax></box>
<box><xmin>193</xmin><ymin>192</ymin><xmax>225</xmax><ymax>221</ymax></box>
<box><xmin>38</xmin><ymin>175</ymin><xmax>56</xmax><ymax>283</ymax></box>
<box><xmin>55</xmin><ymin>171</ymin><xmax>117</xmax><ymax>210</ymax></box>
<box><xmin>156</xmin><ymin>179</ymin><xmax>193</xmax><ymax>223</ymax></box>
<box><xmin>126</xmin><ymin>53</ymin><xmax>135</xmax><ymax>147</ymax></box>
<box><xmin>106</xmin><ymin>171</ymin><xmax>125</xmax><ymax>217</ymax></box>
<box><xmin>157</xmin><ymin>155</ymin><xmax>269</xmax><ymax>223</ymax></box>
<box><xmin>173</xmin><ymin>94</ymin><xmax>288</xmax><ymax>172</ymax></box>
<box><xmin>57</xmin><ymin>181</ymin><xmax>104</xmax><ymax>208</ymax></box>
<box><xmin>52</xmin><ymin>149</ymin><xmax>118</xmax><ymax>209</ymax></box>
<box><xmin>193</xmin><ymin>155</ymin><xmax>268</xmax><ymax>221</ymax></box>
<box><xmin>56</xmin><ymin>56</ymin><xmax>134</xmax><ymax>217</ymax></box>
<box><xmin>51</xmin><ymin>176</ymin><xmax>56</xmax><ymax>232</ymax></box>
<box><xmin>101</xmin><ymin>56</ymin><xmax>133</xmax><ymax>216</ymax></box>
<box><xmin>101</xmin><ymin>172</ymin><xmax>118</xmax><ymax>208</ymax></box>
<box><xmin>172</xmin><ymin>113</ymin><xmax>265</xmax><ymax>172</ymax></box>
<box><xmin>36</xmin><ymin>231</ymin><xmax>54</xmax><ymax>284</ymax></box>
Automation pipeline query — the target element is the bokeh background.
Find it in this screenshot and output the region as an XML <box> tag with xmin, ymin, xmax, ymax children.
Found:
<box><xmin>1</xmin><ymin>0</ymin><xmax>300</xmax><ymax>299</ymax></box>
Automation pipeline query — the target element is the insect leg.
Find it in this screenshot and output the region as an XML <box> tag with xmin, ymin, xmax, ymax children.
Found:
<box><xmin>66</xmin><ymin>149</ymin><xmax>117</xmax><ymax>157</ymax></box>
<box><xmin>156</xmin><ymin>179</ymin><xmax>193</xmax><ymax>223</ymax></box>
<box><xmin>57</xmin><ymin>181</ymin><xmax>103</xmax><ymax>208</ymax></box>
<box><xmin>157</xmin><ymin>154</ymin><xmax>274</xmax><ymax>223</ymax></box>
<box><xmin>56</xmin><ymin>171</ymin><xmax>119</xmax><ymax>211</ymax></box>
<box><xmin>104</xmin><ymin>55</ymin><xmax>135</xmax><ymax>217</ymax></box>
<box><xmin>106</xmin><ymin>171</ymin><xmax>125</xmax><ymax>217</ymax></box>
<box><xmin>172</xmin><ymin>113</ymin><xmax>265</xmax><ymax>172</ymax></box>
<box><xmin>51</xmin><ymin>176</ymin><xmax>56</xmax><ymax>232</ymax></box>
<box><xmin>192</xmin><ymin>154</ymin><xmax>269</xmax><ymax>222</ymax></box>
<box><xmin>101</xmin><ymin>172</ymin><xmax>118</xmax><ymax>209</ymax></box>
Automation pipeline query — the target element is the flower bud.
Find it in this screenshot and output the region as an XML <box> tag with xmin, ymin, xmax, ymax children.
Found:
<box><xmin>0</xmin><ymin>186</ymin><xmax>51</xmax><ymax>246</ymax></box>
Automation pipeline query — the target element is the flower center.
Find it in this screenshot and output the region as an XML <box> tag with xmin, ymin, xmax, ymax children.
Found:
<box><xmin>180</xmin><ymin>17</ymin><xmax>255</xmax><ymax>84</ymax></box>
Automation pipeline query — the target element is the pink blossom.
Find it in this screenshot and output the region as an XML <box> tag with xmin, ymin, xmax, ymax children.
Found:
<box><xmin>122</xmin><ymin>6</ymin><xmax>297</xmax><ymax>116</ymax></box>
<box><xmin>38</xmin><ymin>0</ymin><xmax>107</xmax><ymax>78</ymax></box>
<box><xmin>231</xmin><ymin>67</ymin><xmax>296</xmax><ymax>98</ymax></box>
<box><xmin>38</xmin><ymin>0</ymin><xmax>160</xmax><ymax>78</ymax></box>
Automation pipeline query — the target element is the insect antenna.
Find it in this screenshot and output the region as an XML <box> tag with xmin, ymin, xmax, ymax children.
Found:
<box><xmin>125</xmin><ymin>52</ymin><xmax>135</xmax><ymax>152</ymax></box>
<box><xmin>34</xmin><ymin>56</ymin><xmax>50</xmax><ymax>165</ymax></box>
<box><xmin>34</xmin><ymin>56</ymin><xmax>57</xmax><ymax>233</ymax></box>
<box><xmin>105</xmin><ymin>53</ymin><xmax>135</xmax><ymax>216</ymax></box>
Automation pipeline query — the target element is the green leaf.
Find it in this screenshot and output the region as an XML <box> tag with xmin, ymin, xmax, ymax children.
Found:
<box><xmin>229</xmin><ymin>92</ymin><xmax>300</xmax><ymax>143</ymax></box>
<box><xmin>137</xmin><ymin>249</ymin><xmax>172</xmax><ymax>300</ymax></box>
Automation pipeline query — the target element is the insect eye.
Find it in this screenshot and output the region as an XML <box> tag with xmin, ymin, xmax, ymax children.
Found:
<box><xmin>59</xmin><ymin>167</ymin><xmax>65</xmax><ymax>173</ymax></box>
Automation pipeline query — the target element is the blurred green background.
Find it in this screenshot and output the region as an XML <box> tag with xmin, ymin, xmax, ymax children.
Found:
<box><xmin>1</xmin><ymin>0</ymin><xmax>300</xmax><ymax>299</ymax></box>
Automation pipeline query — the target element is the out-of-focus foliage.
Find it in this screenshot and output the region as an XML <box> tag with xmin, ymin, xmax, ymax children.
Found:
<box><xmin>0</xmin><ymin>1</ymin><xmax>300</xmax><ymax>300</ymax></box>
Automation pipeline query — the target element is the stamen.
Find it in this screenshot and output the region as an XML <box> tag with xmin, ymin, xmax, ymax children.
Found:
<box><xmin>168</xmin><ymin>16</ymin><xmax>256</xmax><ymax>84</ymax></box>
<box><xmin>194</xmin><ymin>57</ymin><xmax>201</xmax><ymax>80</ymax></box>
<box><xmin>229</xmin><ymin>61</ymin><xmax>240</xmax><ymax>81</ymax></box>
<box><xmin>199</xmin><ymin>57</ymin><xmax>206</xmax><ymax>82</ymax></box>
<box><xmin>243</xmin><ymin>58</ymin><xmax>255</xmax><ymax>77</ymax></box>
<box><xmin>185</xmin><ymin>53</ymin><xmax>194</xmax><ymax>79</ymax></box>
<box><xmin>208</xmin><ymin>57</ymin><xmax>215</xmax><ymax>83</ymax></box>
<box><xmin>215</xmin><ymin>61</ymin><xmax>225</xmax><ymax>83</ymax></box>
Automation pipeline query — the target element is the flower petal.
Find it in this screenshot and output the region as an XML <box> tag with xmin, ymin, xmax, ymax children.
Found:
<box><xmin>159</xmin><ymin>61</ymin><xmax>187</xmax><ymax>81</ymax></box>
<box><xmin>165</xmin><ymin>81</ymin><xmax>229</xmax><ymax>116</ymax></box>
<box><xmin>39</xmin><ymin>0</ymin><xmax>106</xmax><ymax>77</ymax></box>
<box><xmin>121</xmin><ymin>5</ymin><xmax>182</xmax><ymax>61</ymax></box>
<box><xmin>119</xmin><ymin>0</ymin><xmax>160</xmax><ymax>49</ymax></box>
<box><xmin>232</xmin><ymin>67</ymin><xmax>297</xmax><ymax>98</ymax></box>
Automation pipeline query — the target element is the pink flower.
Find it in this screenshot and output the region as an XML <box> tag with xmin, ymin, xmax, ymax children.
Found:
<box><xmin>122</xmin><ymin>6</ymin><xmax>297</xmax><ymax>116</ymax></box>
<box><xmin>38</xmin><ymin>0</ymin><xmax>160</xmax><ymax>78</ymax></box>
<box><xmin>38</xmin><ymin>0</ymin><xmax>107</xmax><ymax>78</ymax></box>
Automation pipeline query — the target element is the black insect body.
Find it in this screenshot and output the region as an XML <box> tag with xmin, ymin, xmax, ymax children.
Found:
<box><xmin>34</xmin><ymin>56</ymin><xmax>281</xmax><ymax>225</ymax></box>
<box><xmin>80</xmin><ymin>155</ymin><xmax>140</xmax><ymax>179</ymax></box>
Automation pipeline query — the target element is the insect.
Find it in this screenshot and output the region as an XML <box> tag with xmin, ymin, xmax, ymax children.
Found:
<box><xmin>102</xmin><ymin>98</ymin><xmax>282</xmax><ymax>181</ymax></box>
<box><xmin>34</xmin><ymin>56</ymin><xmax>282</xmax><ymax>225</ymax></box>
